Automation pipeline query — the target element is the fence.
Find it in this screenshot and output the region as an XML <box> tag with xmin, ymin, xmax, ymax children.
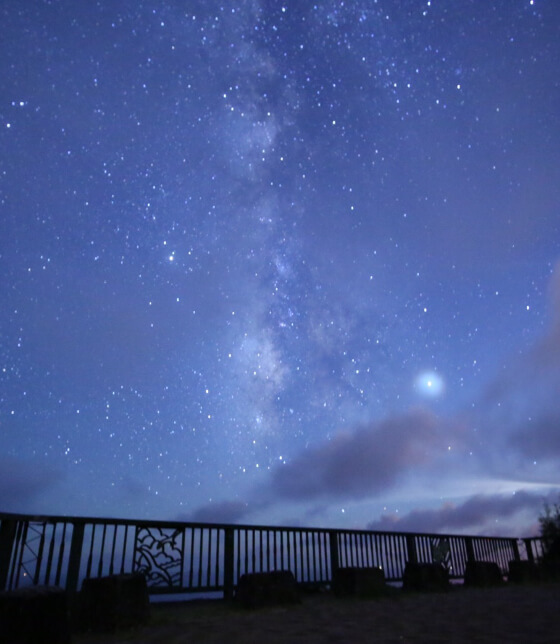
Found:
<box><xmin>0</xmin><ymin>511</ymin><xmax>544</xmax><ymax>599</ymax></box>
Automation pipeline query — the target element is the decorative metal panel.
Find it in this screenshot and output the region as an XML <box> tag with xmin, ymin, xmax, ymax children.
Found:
<box><xmin>134</xmin><ymin>526</ymin><xmax>183</xmax><ymax>588</ymax></box>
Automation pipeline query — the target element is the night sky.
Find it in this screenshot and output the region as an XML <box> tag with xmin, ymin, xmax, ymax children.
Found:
<box><xmin>2</xmin><ymin>1</ymin><xmax>559</xmax><ymax>537</ymax></box>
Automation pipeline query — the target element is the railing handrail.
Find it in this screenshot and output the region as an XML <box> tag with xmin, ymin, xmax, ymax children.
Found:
<box><xmin>0</xmin><ymin>510</ymin><xmax>537</xmax><ymax>543</ymax></box>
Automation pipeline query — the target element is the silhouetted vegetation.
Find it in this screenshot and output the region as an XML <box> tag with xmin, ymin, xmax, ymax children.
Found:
<box><xmin>539</xmin><ymin>501</ymin><xmax>560</xmax><ymax>563</ymax></box>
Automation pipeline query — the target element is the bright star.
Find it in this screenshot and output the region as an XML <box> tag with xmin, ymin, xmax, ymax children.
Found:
<box><xmin>415</xmin><ymin>370</ymin><xmax>445</xmax><ymax>397</ymax></box>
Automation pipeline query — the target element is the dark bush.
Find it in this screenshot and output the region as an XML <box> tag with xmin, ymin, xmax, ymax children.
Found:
<box><xmin>539</xmin><ymin>501</ymin><xmax>560</xmax><ymax>563</ymax></box>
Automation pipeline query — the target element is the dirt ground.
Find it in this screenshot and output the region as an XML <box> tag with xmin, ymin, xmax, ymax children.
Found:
<box><xmin>74</xmin><ymin>582</ymin><xmax>560</xmax><ymax>643</ymax></box>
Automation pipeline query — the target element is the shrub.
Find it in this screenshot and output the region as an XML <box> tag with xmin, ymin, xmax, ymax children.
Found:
<box><xmin>539</xmin><ymin>501</ymin><xmax>560</xmax><ymax>561</ymax></box>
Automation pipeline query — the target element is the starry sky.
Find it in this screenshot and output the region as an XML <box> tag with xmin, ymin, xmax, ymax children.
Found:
<box><xmin>1</xmin><ymin>0</ymin><xmax>559</xmax><ymax>537</ymax></box>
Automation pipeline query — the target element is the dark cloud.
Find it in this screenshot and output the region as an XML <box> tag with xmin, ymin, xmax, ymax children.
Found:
<box><xmin>474</xmin><ymin>264</ymin><xmax>560</xmax><ymax>475</ymax></box>
<box><xmin>510</xmin><ymin>414</ymin><xmax>560</xmax><ymax>460</ymax></box>
<box><xmin>269</xmin><ymin>409</ymin><xmax>452</xmax><ymax>501</ymax></box>
<box><xmin>0</xmin><ymin>457</ymin><xmax>62</xmax><ymax>511</ymax></box>
<box><xmin>366</xmin><ymin>490</ymin><xmax>551</xmax><ymax>536</ymax></box>
<box><xmin>183</xmin><ymin>500</ymin><xmax>251</xmax><ymax>524</ymax></box>
<box><xmin>118</xmin><ymin>475</ymin><xmax>151</xmax><ymax>500</ymax></box>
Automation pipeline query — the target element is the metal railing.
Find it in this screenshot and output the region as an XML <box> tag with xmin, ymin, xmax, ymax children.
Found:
<box><xmin>0</xmin><ymin>511</ymin><xmax>544</xmax><ymax>599</ymax></box>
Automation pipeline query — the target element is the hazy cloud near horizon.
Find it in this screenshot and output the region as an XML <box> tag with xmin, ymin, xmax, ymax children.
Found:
<box><xmin>267</xmin><ymin>409</ymin><xmax>459</xmax><ymax>501</ymax></box>
<box><xmin>366</xmin><ymin>490</ymin><xmax>554</xmax><ymax>536</ymax></box>
<box><xmin>181</xmin><ymin>499</ymin><xmax>252</xmax><ymax>524</ymax></box>
<box><xmin>474</xmin><ymin>262</ymin><xmax>560</xmax><ymax>483</ymax></box>
<box><xmin>0</xmin><ymin>457</ymin><xmax>62</xmax><ymax>512</ymax></box>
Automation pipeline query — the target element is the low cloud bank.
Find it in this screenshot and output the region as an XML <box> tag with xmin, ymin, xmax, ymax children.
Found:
<box><xmin>0</xmin><ymin>457</ymin><xmax>62</xmax><ymax>512</ymax></box>
<box><xmin>367</xmin><ymin>490</ymin><xmax>552</xmax><ymax>535</ymax></box>
<box><xmin>181</xmin><ymin>499</ymin><xmax>251</xmax><ymax>524</ymax></box>
<box><xmin>268</xmin><ymin>409</ymin><xmax>454</xmax><ymax>501</ymax></box>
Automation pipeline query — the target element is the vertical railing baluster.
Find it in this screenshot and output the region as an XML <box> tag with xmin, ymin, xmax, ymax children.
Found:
<box><xmin>465</xmin><ymin>536</ymin><xmax>475</xmax><ymax>563</ymax></box>
<box><xmin>132</xmin><ymin>525</ymin><xmax>138</xmax><ymax>576</ymax></box>
<box><xmin>322</xmin><ymin>531</ymin><xmax>327</xmax><ymax>579</ymax></box>
<box><xmin>524</xmin><ymin>538</ymin><xmax>535</xmax><ymax>562</ymax></box>
<box><xmin>388</xmin><ymin>535</ymin><xmax>394</xmax><ymax>578</ymax></box>
<box><xmin>267</xmin><ymin>530</ymin><xmax>272</xmax><ymax>572</ymax></box>
<box><xmin>235</xmin><ymin>529</ymin><xmax>241</xmax><ymax>584</ymax></box>
<box><xmin>0</xmin><ymin>519</ymin><xmax>18</xmax><ymax>591</ymax></box>
<box><xmin>215</xmin><ymin>528</ymin><xmax>219</xmax><ymax>584</ymax></box>
<box><xmin>383</xmin><ymin>535</ymin><xmax>390</xmax><ymax>579</ymax></box>
<box><xmin>197</xmin><ymin>529</ymin><xmax>204</xmax><ymax>587</ymax></box>
<box><xmin>312</xmin><ymin>532</ymin><xmax>317</xmax><ymax>581</ymax></box>
<box><xmin>243</xmin><ymin>529</ymin><xmax>248</xmax><ymax>576</ymax></box>
<box><xmin>389</xmin><ymin>535</ymin><xmax>397</xmax><ymax>579</ymax></box>
<box><xmin>86</xmin><ymin>525</ymin><xmax>95</xmax><ymax>579</ymax></box>
<box><xmin>251</xmin><ymin>529</ymin><xmax>255</xmax><ymax>575</ymax></box>
<box><xmin>206</xmin><ymin>529</ymin><xmax>213</xmax><ymax>586</ymax></box>
<box><xmin>97</xmin><ymin>523</ymin><xmax>107</xmax><ymax>577</ymax></box>
<box><xmin>359</xmin><ymin>533</ymin><xmax>364</xmax><ymax>567</ymax></box>
<box><xmin>44</xmin><ymin>522</ymin><xmax>56</xmax><ymax>585</ymax></box>
<box><xmin>297</xmin><ymin>530</ymin><xmax>303</xmax><ymax>582</ymax></box>
<box><xmin>54</xmin><ymin>522</ymin><xmax>67</xmax><ymax>587</ymax></box>
<box><xmin>319</xmin><ymin>531</ymin><xmax>324</xmax><ymax>579</ymax></box>
<box><xmin>406</xmin><ymin>534</ymin><xmax>417</xmax><ymax>565</ymax></box>
<box><xmin>303</xmin><ymin>531</ymin><xmax>309</xmax><ymax>583</ymax></box>
<box><xmin>329</xmin><ymin>531</ymin><xmax>339</xmax><ymax>581</ymax></box>
<box><xmin>109</xmin><ymin>524</ymin><xmax>117</xmax><ymax>576</ymax></box>
<box><xmin>341</xmin><ymin>532</ymin><xmax>348</xmax><ymax>567</ymax></box>
<box><xmin>32</xmin><ymin>522</ymin><xmax>47</xmax><ymax>585</ymax></box>
<box><xmin>248</xmin><ymin>529</ymin><xmax>253</xmax><ymax>575</ymax></box>
<box><xmin>287</xmin><ymin>531</ymin><xmax>293</xmax><ymax>580</ymax></box>
<box><xmin>15</xmin><ymin>522</ymin><xmax>29</xmax><ymax>587</ymax></box>
<box><xmin>180</xmin><ymin>527</ymin><xmax>186</xmax><ymax>588</ymax></box>
<box><xmin>361</xmin><ymin>533</ymin><xmax>367</xmax><ymax>566</ymax></box>
<box><xmin>311</xmin><ymin>532</ymin><xmax>316</xmax><ymax>582</ymax></box>
<box><xmin>66</xmin><ymin>521</ymin><xmax>85</xmax><ymax>593</ymax></box>
<box><xmin>188</xmin><ymin>528</ymin><xmax>195</xmax><ymax>588</ymax></box>
<box><xmin>372</xmin><ymin>534</ymin><xmax>380</xmax><ymax>570</ymax></box>
<box><xmin>392</xmin><ymin>535</ymin><xmax>399</xmax><ymax>579</ymax></box>
<box><xmin>121</xmin><ymin>524</ymin><xmax>128</xmax><ymax>575</ymax></box>
<box><xmin>223</xmin><ymin>527</ymin><xmax>234</xmax><ymax>600</ymax></box>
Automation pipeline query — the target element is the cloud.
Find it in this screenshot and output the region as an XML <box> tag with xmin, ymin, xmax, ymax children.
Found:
<box><xmin>0</xmin><ymin>457</ymin><xmax>62</xmax><ymax>511</ymax></box>
<box><xmin>366</xmin><ymin>490</ymin><xmax>551</xmax><ymax>535</ymax></box>
<box><xmin>183</xmin><ymin>500</ymin><xmax>252</xmax><ymax>524</ymax></box>
<box><xmin>510</xmin><ymin>414</ymin><xmax>560</xmax><ymax>460</ymax></box>
<box><xmin>476</xmin><ymin>263</ymin><xmax>560</xmax><ymax>474</ymax></box>
<box><xmin>268</xmin><ymin>409</ymin><xmax>453</xmax><ymax>501</ymax></box>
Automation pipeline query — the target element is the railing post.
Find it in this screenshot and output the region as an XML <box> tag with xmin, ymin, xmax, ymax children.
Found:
<box><xmin>524</xmin><ymin>538</ymin><xmax>535</xmax><ymax>563</ymax></box>
<box><xmin>66</xmin><ymin>521</ymin><xmax>85</xmax><ymax>593</ymax></box>
<box><xmin>512</xmin><ymin>539</ymin><xmax>521</xmax><ymax>562</ymax></box>
<box><xmin>329</xmin><ymin>531</ymin><xmax>339</xmax><ymax>578</ymax></box>
<box><xmin>465</xmin><ymin>537</ymin><xmax>475</xmax><ymax>562</ymax></box>
<box><xmin>0</xmin><ymin>519</ymin><xmax>18</xmax><ymax>590</ymax></box>
<box><xmin>33</xmin><ymin>522</ymin><xmax>47</xmax><ymax>585</ymax></box>
<box><xmin>223</xmin><ymin>526</ymin><xmax>235</xmax><ymax>601</ymax></box>
<box><xmin>406</xmin><ymin>535</ymin><xmax>418</xmax><ymax>564</ymax></box>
